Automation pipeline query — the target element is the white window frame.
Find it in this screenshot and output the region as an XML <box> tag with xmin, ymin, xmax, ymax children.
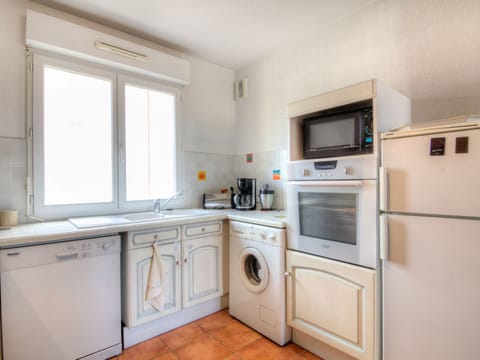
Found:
<box><xmin>29</xmin><ymin>52</ymin><xmax>184</xmax><ymax>219</ymax></box>
<box><xmin>32</xmin><ymin>54</ymin><xmax>118</xmax><ymax>219</ymax></box>
<box><xmin>117</xmin><ymin>74</ymin><xmax>183</xmax><ymax>212</ymax></box>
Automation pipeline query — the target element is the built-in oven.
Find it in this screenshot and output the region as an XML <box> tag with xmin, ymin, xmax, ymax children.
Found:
<box><xmin>287</xmin><ymin>158</ymin><xmax>377</xmax><ymax>269</ymax></box>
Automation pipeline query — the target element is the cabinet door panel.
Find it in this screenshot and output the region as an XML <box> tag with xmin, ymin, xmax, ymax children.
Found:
<box><xmin>295</xmin><ymin>268</ymin><xmax>361</xmax><ymax>344</ymax></box>
<box><xmin>183</xmin><ymin>235</ymin><xmax>223</xmax><ymax>308</ymax></box>
<box><xmin>286</xmin><ymin>250</ymin><xmax>376</xmax><ymax>360</ymax></box>
<box><xmin>126</xmin><ymin>243</ymin><xmax>181</xmax><ymax>327</ymax></box>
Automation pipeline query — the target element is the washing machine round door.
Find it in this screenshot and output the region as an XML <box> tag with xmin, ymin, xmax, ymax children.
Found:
<box><xmin>238</xmin><ymin>247</ymin><xmax>269</xmax><ymax>293</ymax></box>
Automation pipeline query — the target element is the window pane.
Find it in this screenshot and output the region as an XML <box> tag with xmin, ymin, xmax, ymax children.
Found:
<box><xmin>125</xmin><ymin>84</ymin><xmax>176</xmax><ymax>201</ymax></box>
<box><xmin>43</xmin><ymin>66</ymin><xmax>113</xmax><ymax>205</ymax></box>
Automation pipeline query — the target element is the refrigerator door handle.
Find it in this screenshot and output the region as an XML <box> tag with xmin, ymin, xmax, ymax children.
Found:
<box><xmin>380</xmin><ymin>214</ymin><xmax>389</xmax><ymax>260</ymax></box>
<box><xmin>379</xmin><ymin>166</ymin><xmax>388</xmax><ymax>211</ymax></box>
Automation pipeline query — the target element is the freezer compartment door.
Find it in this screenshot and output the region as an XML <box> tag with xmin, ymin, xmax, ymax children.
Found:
<box><xmin>383</xmin><ymin>214</ymin><xmax>480</xmax><ymax>360</ymax></box>
<box><xmin>381</xmin><ymin>128</ymin><xmax>480</xmax><ymax>216</ymax></box>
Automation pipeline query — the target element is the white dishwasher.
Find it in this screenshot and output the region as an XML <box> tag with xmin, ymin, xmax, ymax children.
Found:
<box><xmin>0</xmin><ymin>235</ymin><xmax>122</xmax><ymax>360</ymax></box>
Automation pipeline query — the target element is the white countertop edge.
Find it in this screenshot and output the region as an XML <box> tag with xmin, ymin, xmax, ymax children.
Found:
<box><xmin>0</xmin><ymin>210</ymin><xmax>287</xmax><ymax>249</ymax></box>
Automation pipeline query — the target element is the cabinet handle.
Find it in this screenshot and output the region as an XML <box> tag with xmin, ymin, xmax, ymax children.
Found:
<box><xmin>184</xmin><ymin>258</ymin><xmax>187</xmax><ymax>263</ymax></box>
<box><xmin>284</xmin><ymin>272</ymin><xmax>291</xmax><ymax>277</ymax></box>
<box><xmin>201</xmin><ymin>227</ymin><xmax>205</xmax><ymax>232</ymax></box>
<box><xmin>380</xmin><ymin>214</ymin><xmax>389</xmax><ymax>261</ymax></box>
<box><xmin>56</xmin><ymin>252</ymin><xmax>79</xmax><ymax>261</ymax></box>
<box><xmin>176</xmin><ymin>260</ymin><xmax>180</xmax><ymax>265</ymax></box>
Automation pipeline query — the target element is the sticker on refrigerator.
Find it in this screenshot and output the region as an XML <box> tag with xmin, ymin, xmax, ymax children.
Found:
<box><xmin>430</xmin><ymin>137</ymin><xmax>445</xmax><ymax>156</ymax></box>
<box><xmin>455</xmin><ymin>136</ymin><xmax>469</xmax><ymax>154</ymax></box>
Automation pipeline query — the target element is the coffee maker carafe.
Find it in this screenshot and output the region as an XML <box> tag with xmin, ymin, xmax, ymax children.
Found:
<box><xmin>233</xmin><ymin>178</ymin><xmax>256</xmax><ymax>210</ymax></box>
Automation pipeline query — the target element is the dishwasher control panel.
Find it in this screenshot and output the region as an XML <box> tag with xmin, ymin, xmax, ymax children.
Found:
<box><xmin>0</xmin><ymin>235</ymin><xmax>121</xmax><ymax>272</ymax></box>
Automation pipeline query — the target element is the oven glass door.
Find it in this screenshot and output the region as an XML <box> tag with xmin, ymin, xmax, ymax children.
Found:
<box><xmin>287</xmin><ymin>180</ymin><xmax>377</xmax><ymax>268</ymax></box>
<box><xmin>299</xmin><ymin>192</ymin><xmax>356</xmax><ymax>245</ymax></box>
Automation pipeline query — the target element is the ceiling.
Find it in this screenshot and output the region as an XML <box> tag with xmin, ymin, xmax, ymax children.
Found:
<box><xmin>32</xmin><ymin>0</ymin><xmax>376</xmax><ymax>69</ymax></box>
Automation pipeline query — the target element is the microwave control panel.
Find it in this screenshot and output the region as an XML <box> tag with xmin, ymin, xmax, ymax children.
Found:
<box><xmin>288</xmin><ymin>157</ymin><xmax>377</xmax><ymax>181</ymax></box>
<box><xmin>363</xmin><ymin>108</ymin><xmax>374</xmax><ymax>148</ymax></box>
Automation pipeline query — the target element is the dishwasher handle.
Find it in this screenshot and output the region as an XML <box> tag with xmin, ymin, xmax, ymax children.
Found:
<box><xmin>56</xmin><ymin>251</ymin><xmax>79</xmax><ymax>261</ymax></box>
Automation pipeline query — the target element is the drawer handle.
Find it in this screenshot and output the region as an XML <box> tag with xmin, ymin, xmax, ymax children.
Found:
<box><xmin>201</xmin><ymin>228</ymin><xmax>205</xmax><ymax>232</ymax></box>
<box><xmin>56</xmin><ymin>252</ymin><xmax>79</xmax><ymax>261</ymax></box>
<box><xmin>154</xmin><ymin>234</ymin><xmax>159</xmax><ymax>240</ymax></box>
<box><xmin>7</xmin><ymin>252</ymin><xmax>20</xmax><ymax>256</ymax></box>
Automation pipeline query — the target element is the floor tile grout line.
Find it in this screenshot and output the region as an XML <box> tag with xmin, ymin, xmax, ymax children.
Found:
<box><xmin>195</xmin><ymin>317</ymin><xmax>265</xmax><ymax>356</ymax></box>
<box><xmin>209</xmin><ymin>326</ymin><xmax>264</xmax><ymax>354</ymax></box>
<box><xmin>160</xmin><ymin>322</ymin><xmax>207</xmax><ymax>353</ymax></box>
<box><xmin>116</xmin><ymin>310</ymin><xmax>321</xmax><ymax>360</ymax></box>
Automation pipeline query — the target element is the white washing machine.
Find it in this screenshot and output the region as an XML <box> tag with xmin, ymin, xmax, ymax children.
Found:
<box><xmin>229</xmin><ymin>220</ymin><xmax>291</xmax><ymax>345</ymax></box>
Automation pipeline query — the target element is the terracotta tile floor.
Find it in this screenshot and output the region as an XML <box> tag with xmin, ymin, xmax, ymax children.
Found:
<box><xmin>111</xmin><ymin>309</ymin><xmax>322</xmax><ymax>360</ymax></box>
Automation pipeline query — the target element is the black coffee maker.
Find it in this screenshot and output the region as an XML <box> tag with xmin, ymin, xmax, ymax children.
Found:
<box><xmin>233</xmin><ymin>178</ymin><xmax>256</xmax><ymax>210</ymax></box>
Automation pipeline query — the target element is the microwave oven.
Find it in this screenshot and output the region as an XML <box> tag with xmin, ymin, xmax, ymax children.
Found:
<box><xmin>303</xmin><ymin>100</ymin><xmax>373</xmax><ymax>159</ymax></box>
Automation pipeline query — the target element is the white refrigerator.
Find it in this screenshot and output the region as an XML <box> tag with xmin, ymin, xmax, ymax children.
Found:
<box><xmin>379</xmin><ymin>117</ymin><xmax>480</xmax><ymax>360</ymax></box>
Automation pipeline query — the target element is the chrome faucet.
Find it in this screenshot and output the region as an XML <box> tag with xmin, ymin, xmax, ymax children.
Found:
<box><xmin>153</xmin><ymin>192</ymin><xmax>181</xmax><ymax>213</ymax></box>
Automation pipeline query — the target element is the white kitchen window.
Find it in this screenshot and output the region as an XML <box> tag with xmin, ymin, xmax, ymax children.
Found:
<box><xmin>118</xmin><ymin>75</ymin><xmax>180</xmax><ymax>209</ymax></box>
<box><xmin>31</xmin><ymin>54</ymin><xmax>182</xmax><ymax>219</ymax></box>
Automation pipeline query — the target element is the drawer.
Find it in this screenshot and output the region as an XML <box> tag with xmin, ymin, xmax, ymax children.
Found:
<box><xmin>184</xmin><ymin>221</ymin><xmax>222</xmax><ymax>238</ymax></box>
<box><xmin>129</xmin><ymin>227</ymin><xmax>180</xmax><ymax>248</ymax></box>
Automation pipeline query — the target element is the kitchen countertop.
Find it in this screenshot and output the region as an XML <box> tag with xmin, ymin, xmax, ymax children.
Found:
<box><xmin>0</xmin><ymin>209</ymin><xmax>287</xmax><ymax>249</ymax></box>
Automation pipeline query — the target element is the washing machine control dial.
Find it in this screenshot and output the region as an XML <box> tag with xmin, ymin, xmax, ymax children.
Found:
<box><xmin>268</xmin><ymin>233</ymin><xmax>277</xmax><ymax>243</ymax></box>
<box><xmin>259</xmin><ymin>231</ymin><xmax>267</xmax><ymax>240</ymax></box>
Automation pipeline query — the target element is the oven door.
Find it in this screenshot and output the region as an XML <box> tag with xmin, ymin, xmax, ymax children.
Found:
<box><xmin>287</xmin><ymin>180</ymin><xmax>377</xmax><ymax>268</ymax></box>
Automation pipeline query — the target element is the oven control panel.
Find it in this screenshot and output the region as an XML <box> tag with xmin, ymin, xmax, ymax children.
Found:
<box><xmin>288</xmin><ymin>157</ymin><xmax>377</xmax><ymax>180</ymax></box>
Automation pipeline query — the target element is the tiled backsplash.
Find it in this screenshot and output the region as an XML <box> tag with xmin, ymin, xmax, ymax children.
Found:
<box><xmin>183</xmin><ymin>149</ymin><xmax>287</xmax><ymax>210</ymax></box>
<box><xmin>233</xmin><ymin>150</ymin><xmax>287</xmax><ymax>210</ymax></box>
<box><xmin>182</xmin><ymin>151</ymin><xmax>236</xmax><ymax>208</ymax></box>
<box><xmin>0</xmin><ymin>144</ymin><xmax>288</xmax><ymax>223</ymax></box>
<box><xmin>0</xmin><ymin>138</ymin><xmax>26</xmax><ymax>222</ymax></box>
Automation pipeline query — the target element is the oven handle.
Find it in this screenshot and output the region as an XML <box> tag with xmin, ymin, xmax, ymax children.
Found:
<box><xmin>288</xmin><ymin>180</ymin><xmax>363</xmax><ymax>187</ymax></box>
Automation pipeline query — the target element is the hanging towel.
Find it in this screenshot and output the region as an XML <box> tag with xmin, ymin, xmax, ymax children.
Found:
<box><xmin>145</xmin><ymin>244</ymin><xmax>169</xmax><ymax>312</ymax></box>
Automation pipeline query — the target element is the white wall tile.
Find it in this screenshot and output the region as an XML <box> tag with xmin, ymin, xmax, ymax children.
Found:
<box><xmin>233</xmin><ymin>149</ymin><xmax>287</xmax><ymax>210</ymax></box>
<box><xmin>182</xmin><ymin>151</ymin><xmax>236</xmax><ymax>208</ymax></box>
<box><xmin>0</xmin><ymin>167</ymin><xmax>12</xmax><ymax>207</ymax></box>
<box><xmin>0</xmin><ymin>138</ymin><xmax>26</xmax><ymax>222</ymax></box>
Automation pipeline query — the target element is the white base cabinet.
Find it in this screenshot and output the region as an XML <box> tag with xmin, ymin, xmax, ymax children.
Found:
<box><xmin>286</xmin><ymin>250</ymin><xmax>376</xmax><ymax>360</ymax></box>
<box><xmin>127</xmin><ymin>242</ymin><xmax>182</xmax><ymax>326</ymax></box>
<box><xmin>123</xmin><ymin>221</ymin><xmax>224</xmax><ymax>328</ymax></box>
<box><xmin>183</xmin><ymin>235</ymin><xmax>223</xmax><ymax>309</ymax></box>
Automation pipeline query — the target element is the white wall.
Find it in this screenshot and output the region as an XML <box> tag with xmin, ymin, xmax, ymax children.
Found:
<box><xmin>182</xmin><ymin>56</ymin><xmax>236</xmax><ymax>154</ymax></box>
<box><xmin>235</xmin><ymin>0</ymin><xmax>480</xmax><ymax>154</ymax></box>
<box><xmin>0</xmin><ymin>0</ymin><xmax>236</xmax><ymax>220</ymax></box>
<box><xmin>0</xmin><ymin>0</ymin><xmax>26</xmax><ymax>139</ymax></box>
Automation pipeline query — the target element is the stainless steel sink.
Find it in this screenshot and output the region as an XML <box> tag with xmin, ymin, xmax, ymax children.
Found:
<box><xmin>69</xmin><ymin>209</ymin><xmax>212</xmax><ymax>228</ymax></box>
<box><xmin>157</xmin><ymin>209</ymin><xmax>211</xmax><ymax>217</ymax></box>
<box><xmin>121</xmin><ymin>209</ymin><xmax>210</xmax><ymax>222</ymax></box>
<box><xmin>121</xmin><ymin>212</ymin><xmax>169</xmax><ymax>222</ymax></box>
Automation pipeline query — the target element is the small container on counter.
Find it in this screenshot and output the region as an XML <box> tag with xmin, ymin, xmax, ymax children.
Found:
<box><xmin>0</xmin><ymin>210</ymin><xmax>18</xmax><ymax>228</ymax></box>
<box><xmin>259</xmin><ymin>185</ymin><xmax>275</xmax><ymax>210</ymax></box>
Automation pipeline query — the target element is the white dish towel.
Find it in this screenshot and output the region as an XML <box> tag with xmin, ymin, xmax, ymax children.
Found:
<box><xmin>145</xmin><ymin>244</ymin><xmax>169</xmax><ymax>312</ymax></box>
